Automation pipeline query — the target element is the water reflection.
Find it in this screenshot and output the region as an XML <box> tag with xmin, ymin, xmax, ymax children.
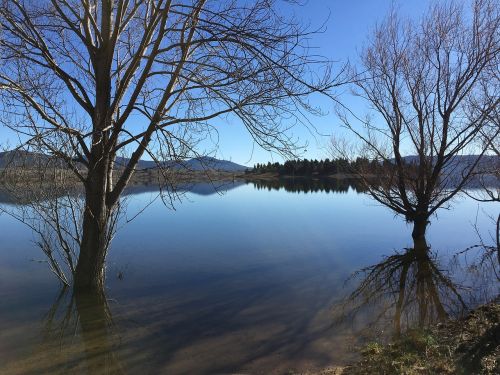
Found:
<box><xmin>3</xmin><ymin>274</ymin><xmax>355</xmax><ymax>374</ymax></box>
<box><xmin>1</xmin><ymin>181</ymin><xmax>497</xmax><ymax>373</ymax></box>
<box><xmin>22</xmin><ymin>237</ymin><xmax>494</xmax><ymax>375</ymax></box>
<box><xmin>247</xmin><ymin>177</ymin><xmax>368</xmax><ymax>194</ymax></box>
<box><xmin>16</xmin><ymin>288</ymin><xmax>124</xmax><ymax>375</ymax></box>
<box><xmin>0</xmin><ymin>180</ymin><xmax>245</xmax><ymax>205</ymax></box>
<box><xmin>338</xmin><ymin>237</ymin><xmax>495</xmax><ymax>337</ymax></box>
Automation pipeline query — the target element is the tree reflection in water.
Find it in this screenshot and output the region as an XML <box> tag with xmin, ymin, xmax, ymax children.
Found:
<box><xmin>337</xmin><ymin>237</ymin><xmax>497</xmax><ymax>337</ymax></box>
<box><xmin>3</xmin><ymin>178</ymin><xmax>497</xmax><ymax>373</ymax></box>
<box><xmin>35</xmin><ymin>288</ymin><xmax>124</xmax><ymax>375</ymax></box>
<box><xmin>248</xmin><ymin>177</ymin><xmax>369</xmax><ymax>194</ymax></box>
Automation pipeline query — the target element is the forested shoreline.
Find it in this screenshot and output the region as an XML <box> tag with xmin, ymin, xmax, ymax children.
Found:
<box><xmin>247</xmin><ymin>158</ymin><xmax>378</xmax><ymax>176</ymax></box>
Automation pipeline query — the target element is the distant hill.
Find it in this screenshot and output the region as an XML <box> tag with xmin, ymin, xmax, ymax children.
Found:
<box><xmin>399</xmin><ymin>154</ymin><xmax>499</xmax><ymax>175</ymax></box>
<box><xmin>400</xmin><ymin>154</ymin><xmax>498</xmax><ymax>166</ymax></box>
<box><xmin>396</xmin><ymin>154</ymin><xmax>499</xmax><ymax>188</ymax></box>
<box><xmin>0</xmin><ymin>150</ymin><xmax>250</xmax><ymax>172</ymax></box>
<box><xmin>0</xmin><ymin>150</ymin><xmax>56</xmax><ymax>168</ymax></box>
<box><xmin>172</xmin><ymin>156</ymin><xmax>250</xmax><ymax>172</ymax></box>
<box><xmin>114</xmin><ymin>155</ymin><xmax>249</xmax><ymax>172</ymax></box>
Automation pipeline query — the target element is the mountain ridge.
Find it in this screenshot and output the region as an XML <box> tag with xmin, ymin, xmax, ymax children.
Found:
<box><xmin>0</xmin><ymin>151</ymin><xmax>250</xmax><ymax>172</ymax></box>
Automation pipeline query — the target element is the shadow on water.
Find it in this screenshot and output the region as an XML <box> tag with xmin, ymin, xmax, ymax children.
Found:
<box><xmin>9</xmin><ymin>238</ymin><xmax>495</xmax><ymax>375</ymax></box>
<box><xmin>3</xmin><ymin>275</ymin><xmax>352</xmax><ymax>374</ymax></box>
<box><xmin>1</xmin><ymin>180</ymin><xmax>498</xmax><ymax>373</ymax></box>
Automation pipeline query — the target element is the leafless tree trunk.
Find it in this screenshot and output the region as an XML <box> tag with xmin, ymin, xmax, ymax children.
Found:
<box><xmin>0</xmin><ymin>0</ymin><xmax>338</xmax><ymax>290</ymax></box>
<box><xmin>333</xmin><ymin>0</ymin><xmax>499</xmax><ymax>240</ymax></box>
<box><xmin>0</xmin><ymin>159</ymin><xmax>123</xmax><ymax>286</ymax></box>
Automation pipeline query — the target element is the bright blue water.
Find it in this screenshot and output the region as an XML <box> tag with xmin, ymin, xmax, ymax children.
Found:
<box><xmin>0</xmin><ymin>181</ymin><xmax>497</xmax><ymax>374</ymax></box>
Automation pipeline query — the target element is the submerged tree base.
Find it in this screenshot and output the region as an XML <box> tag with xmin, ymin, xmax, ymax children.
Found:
<box><xmin>342</xmin><ymin>299</ymin><xmax>500</xmax><ymax>375</ymax></box>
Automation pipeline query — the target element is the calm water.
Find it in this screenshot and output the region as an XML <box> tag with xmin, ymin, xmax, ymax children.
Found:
<box><xmin>0</xmin><ymin>180</ymin><xmax>498</xmax><ymax>374</ymax></box>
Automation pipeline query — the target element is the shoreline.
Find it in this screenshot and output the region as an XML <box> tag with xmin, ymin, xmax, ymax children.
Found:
<box><xmin>340</xmin><ymin>298</ymin><xmax>500</xmax><ymax>375</ymax></box>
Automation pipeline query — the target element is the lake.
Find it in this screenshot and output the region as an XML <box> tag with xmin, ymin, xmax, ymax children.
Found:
<box><xmin>0</xmin><ymin>179</ymin><xmax>498</xmax><ymax>374</ymax></box>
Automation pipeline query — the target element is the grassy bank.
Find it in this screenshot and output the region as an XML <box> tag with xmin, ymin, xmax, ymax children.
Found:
<box><xmin>342</xmin><ymin>299</ymin><xmax>500</xmax><ymax>375</ymax></box>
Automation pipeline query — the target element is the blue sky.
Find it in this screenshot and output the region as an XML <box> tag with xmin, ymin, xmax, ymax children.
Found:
<box><xmin>0</xmin><ymin>0</ymin><xmax>435</xmax><ymax>166</ymax></box>
<box><xmin>212</xmin><ymin>0</ymin><xmax>435</xmax><ymax>166</ymax></box>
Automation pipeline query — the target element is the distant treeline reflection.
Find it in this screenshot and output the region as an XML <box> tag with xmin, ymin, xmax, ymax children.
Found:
<box><xmin>247</xmin><ymin>177</ymin><xmax>368</xmax><ymax>194</ymax></box>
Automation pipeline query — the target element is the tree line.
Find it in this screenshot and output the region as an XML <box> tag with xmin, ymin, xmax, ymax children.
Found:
<box><xmin>248</xmin><ymin>158</ymin><xmax>382</xmax><ymax>176</ymax></box>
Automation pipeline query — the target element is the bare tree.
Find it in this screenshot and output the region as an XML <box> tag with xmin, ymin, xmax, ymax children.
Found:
<box><xmin>0</xmin><ymin>167</ymin><xmax>124</xmax><ymax>286</ymax></box>
<box><xmin>469</xmin><ymin>64</ymin><xmax>500</xmax><ymax>265</ymax></box>
<box><xmin>333</xmin><ymin>0</ymin><xmax>499</xmax><ymax>240</ymax></box>
<box><xmin>0</xmin><ymin>0</ymin><xmax>337</xmax><ymax>290</ymax></box>
<box><xmin>465</xmin><ymin>100</ymin><xmax>500</xmax><ymax>266</ymax></box>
